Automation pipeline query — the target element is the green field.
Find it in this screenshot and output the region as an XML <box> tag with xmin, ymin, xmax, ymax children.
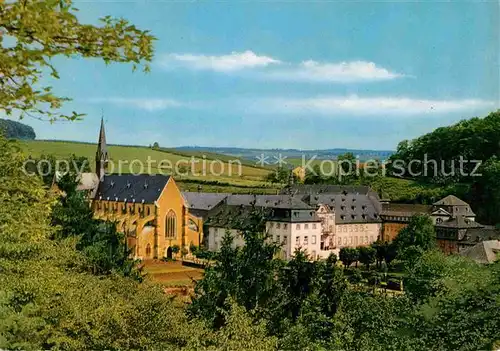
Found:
<box><xmin>20</xmin><ymin>140</ymin><xmax>274</xmax><ymax>188</ymax></box>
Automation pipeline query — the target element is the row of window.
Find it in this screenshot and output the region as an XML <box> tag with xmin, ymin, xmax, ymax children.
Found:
<box><xmin>96</xmin><ymin>202</ymin><xmax>152</xmax><ymax>217</ymax></box>
<box><xmin>295</xmin><ymin>235</ymin><xmax>317</xmax><ymax>246</ymax></box>
<box><xmin>337</xmin><ymin>235</ymin><xmax>374</xmax><ymax>246</ymax></box>
<box><xmin>269</xmin><ymin>222</ymin><xmax>318</xmax><ymax>230</ymax></box>
<box><xmin>336</xmin><ymin>224</ymin><xmax>368</xmax><ymax>233</ymax></box>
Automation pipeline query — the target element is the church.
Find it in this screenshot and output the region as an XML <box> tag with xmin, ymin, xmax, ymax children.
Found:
<box><xmin>87</xmin><ymin>119</ymin><xmax>204</xmax><ymax>260</ymax></box>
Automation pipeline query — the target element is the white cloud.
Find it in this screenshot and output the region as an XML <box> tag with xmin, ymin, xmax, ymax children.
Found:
<box><xmin>158</xmin><ymin>50</ymin><xmax>404</xmax><ymax>82</ymax></box>
<box><xmin>159</xmin><ymin>50</ymin><xmax>281</xmax><ymax>72</ymax></box>
<box><xmin>252</xmin><ymin>95</ymin><xmax>495</xmax><ymax>116</ymax></box>
<box><xmin>268</xmin><ymin>60</ymin><xmax>404</xmax><ymax>82</ymax></box>
<box><xmin>88</xmin><ymin>97</ymin><xmax>184</xmax><ymax>112</ymax></box>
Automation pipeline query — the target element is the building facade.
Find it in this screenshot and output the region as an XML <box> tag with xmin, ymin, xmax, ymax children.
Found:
<box><xmin>89</xmin><ymin>120</ymin><xmax>203</xmax><ymax>260</ymax></box>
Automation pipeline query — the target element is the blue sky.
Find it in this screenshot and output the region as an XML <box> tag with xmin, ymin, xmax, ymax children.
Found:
<box><xmin>23</xmin><ymin>1</ymin><xmax>499</xmax><ymax>150</ymax></box>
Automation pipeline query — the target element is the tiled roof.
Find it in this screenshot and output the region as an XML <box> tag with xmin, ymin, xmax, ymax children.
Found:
<box><xmin>460</xmin><ymin>240</ymin><xmax>500</xmax><ymax>264</ymax></box>
<box><xmin>433</xmin><ymin>195</ymin><xmax>469</xmax><ymax>207</ymax></box>
<box><xmin>95</xmin><ymin>174</ymin><xmax>170</xmax><ymax>204</ymax></box>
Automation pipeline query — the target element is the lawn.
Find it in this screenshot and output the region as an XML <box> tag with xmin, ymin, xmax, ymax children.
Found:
<box><xmin>142</xmin><ymin>260</ymin><xmax>204</xmax><ymax>287</ymax></box>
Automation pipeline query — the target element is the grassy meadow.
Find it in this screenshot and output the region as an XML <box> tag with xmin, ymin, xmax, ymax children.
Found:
<box><xmin>20</xmin><ymin>140</ymin><xmax>274</xmax><ymax>189</ymax></box>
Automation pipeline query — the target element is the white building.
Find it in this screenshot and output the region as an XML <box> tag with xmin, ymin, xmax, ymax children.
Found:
<box><xmin>205</xmin><ymin>194</ymin><xmax>322</xmax><ymax>260</ymax></box>
<box><xmin>204</xmin><ymin>186</ymin><xmax>383</xmax><ymax>261</ymax></box>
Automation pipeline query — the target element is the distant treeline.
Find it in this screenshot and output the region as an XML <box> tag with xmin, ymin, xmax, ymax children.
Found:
<box><xmin>0</xmin><ymin>119</ymin><xmax>36</xmax><ymax>140</ymax></box>
<box><xmin>388</xmin><ymin>110</ymin><xmax>500</xmax><ymax>225</ymax></box>
<box><xmin>388</xmin><ymin>110</ymin><xmax>500</xmax><ymax>183</ymax></box>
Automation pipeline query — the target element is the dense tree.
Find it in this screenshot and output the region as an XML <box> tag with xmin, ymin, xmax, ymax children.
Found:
<box><xmin>387</xmin><ymin>110</ymin><xmax>500</xmax><ymax>224</ymax></box>
<box><xmin>265</xmin><ymin>166</ymin><xmax>294</xmax><ymax>184</ymax></box>
<box><xmin>358</xmin><ymin>246</ymin><xmax>376</xmax><ymax>270</ymax></box>
<box><xmin>0</xmin><ymin>119</ymin><xmax>36</xmax><ymax>139</ymax></box>
<box><xmin>393</xmin><ymin>214</ymin><xmax>435</xmax><ymax>261</ymax></box>
<box><xmin>51</xmin><ymin>173</ymin><xmax>139</xmax><ymax>278</ymax></box>
<box><xmin>471</xmin><ymin>156</ymin><xmax>500</xmax><ymax>225</ymax></box>
<box><xmin>0</xmin><ymin>0</ymin><xmax>155</xmax><ymax>121</ymax></box>
<box><xmin>372</xmin><ymin>240</ymin><xmax>398</xmax><ymax>267</ymax></box>
<box><xmin>189</xmin><ymin>208</ymin><xmax>281</xmax><ymax>329</ymax></box>
<box><xmin>339</xmin><ymin>247</ymin><xmax>359</xmax><ymax>268</ymax></box>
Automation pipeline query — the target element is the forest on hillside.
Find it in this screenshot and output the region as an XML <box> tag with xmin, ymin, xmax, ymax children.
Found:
<box><xmin>0</xmin><ymin>119</ymin><xmax>36</xmax><ymax>140</ymax></box>
<box><xmin>388</xmin><ymin>110</ymin><xmax>500</xmax><ymax>225</ymax></box>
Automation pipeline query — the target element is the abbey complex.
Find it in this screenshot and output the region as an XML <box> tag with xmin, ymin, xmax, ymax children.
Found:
<box><xmin>79</xmin><ymin>120</ymin><xmax>500</xmax><ymax>262</ymax></box>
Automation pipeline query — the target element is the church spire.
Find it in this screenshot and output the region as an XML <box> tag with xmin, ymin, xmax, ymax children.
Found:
<box><xmin>96</xmin><ymin>117</ymin><xmax>108</xmax><ymax>180</ymax></box>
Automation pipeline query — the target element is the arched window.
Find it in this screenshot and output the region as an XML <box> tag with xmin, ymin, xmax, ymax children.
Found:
<box><xmin>165</xmin><ymin>210</ymin><xmax>176</xmax><ymax>238</ymax></box>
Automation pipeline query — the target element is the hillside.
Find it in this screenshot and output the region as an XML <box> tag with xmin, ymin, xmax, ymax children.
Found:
<box><xmin>20</xmin><ymin>140</ymin><xmax>274</xmax><ymax>189</ymax></box>
<box><xmin>175</xmin><ymin>146</ymin><xmax>394</xmax><ymax>162</ymax></box>
<box><xmin>0</xmin><ymin>119</ymin><xmax>36</xmax><ymax>140</ymax></box>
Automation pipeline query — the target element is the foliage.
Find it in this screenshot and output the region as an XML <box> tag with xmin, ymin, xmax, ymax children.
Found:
<box><xmin>339</xmin><ymin>247</ymin><xmax>359</xmax><ymax>268</ymax></box>
<box><xmin>387</xmin><ymin>110</ymin><xmax>500</xmax><ymax>224</ymax></box>
<box><xmin>372</xmin><ymin>240</ymin><xmax>398</xmax><ymax>267</ymax></box>
<box><xmin>358</xmin><ymin>246</ymin><xmax>376</xmax><ymax>269</ymax></box>
<box><xmin>0</xmin><ymin>0</ymin><xmax>155</xmax><ymax>121</ymax></box>
<box><xmin>388</xmin><ymin>110</ymin><xmax>500</xmax><ymax>184</ymax></box>
<box><xmin>265</xmin><ymin>166</ymin><xmax>294</xmax><ymax>184</ymax></box>
<box><xmin>189</xmin><ymin>208</ymin><xmax>281</xmax><ymax>329</ymax></box>
<box><xmin>0</xmin><ymin>119</ymin><xmax>36</xmax><ymax>139</ymax></box>
<box><xmin>24</xmin><ymin>153</ymin><xmax>91</xmax><ymax>185</ymax></box>
<box><xmin>51</xmin><ymin>173</ymin><xmax>139</xmax><ymax>278</ymax></box>
<box><xmin>393</xmin><ymin>214</ymin><xmax>435</xmax><ymax>261</ymax></box>
<box><xmin>470</xmin><ymin>156</ymin><xmax>500</xmax><ymax>225</ymax></box>
<box><xmin>171</xmin><ymin>245</ymin><xmax>180</xmax><ymax>254</ymax></box>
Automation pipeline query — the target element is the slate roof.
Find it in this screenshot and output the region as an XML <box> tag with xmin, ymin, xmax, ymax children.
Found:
<box><xmin>205</xmin><ymin>205</ymin><xmax>273</xmax><ymax>229</ymax></box>
<box><xmin>95</xmin><ymin>174</ymin><xmax>170</xmax><ymax>204</ymax></box>
<box><xmin>224</xmin><ymin>194</ymin><xmax>313</xmax><ymax>209</ymax></box>
<box><xmin>281</xmin><ymin>184</ymin><xmax>378</xmax><ymax>198</ymax></box>
<box><xmin>307</xmin><ymin>193</ymin><xmax>381</xmax><ymax>224</ymax></box>
<box><xmin>433</xmin><ymin>195</ymin><xmax>469</xmax><ymax>207</ymax></box>
<box><xmin>435</xmin><ymin>216</ymin><xmax>483</xmax><ymax>229</ymax></box>
<box><xmin>460</xmin><ymin>240</ymin><xmax>500</xmax><ymax>264</ymax></box>
<box><xmin>380</xmin><ymin>203</ymin><xmax>432</xmax><ymax>218</ymax></box>
<box><xmin>182</xmin><ymin>192</ymin><xmax>230</xmax><ymax>211</ymax></box>
<box><xmin>205</xmin><ymin>194</ymin><xmax>319</xmax><ymax>229</ymax></box>
<box><xmin>460</xmin><ymin>227</ymin><xmax>500</xmax><ymax>245</ymax></box>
